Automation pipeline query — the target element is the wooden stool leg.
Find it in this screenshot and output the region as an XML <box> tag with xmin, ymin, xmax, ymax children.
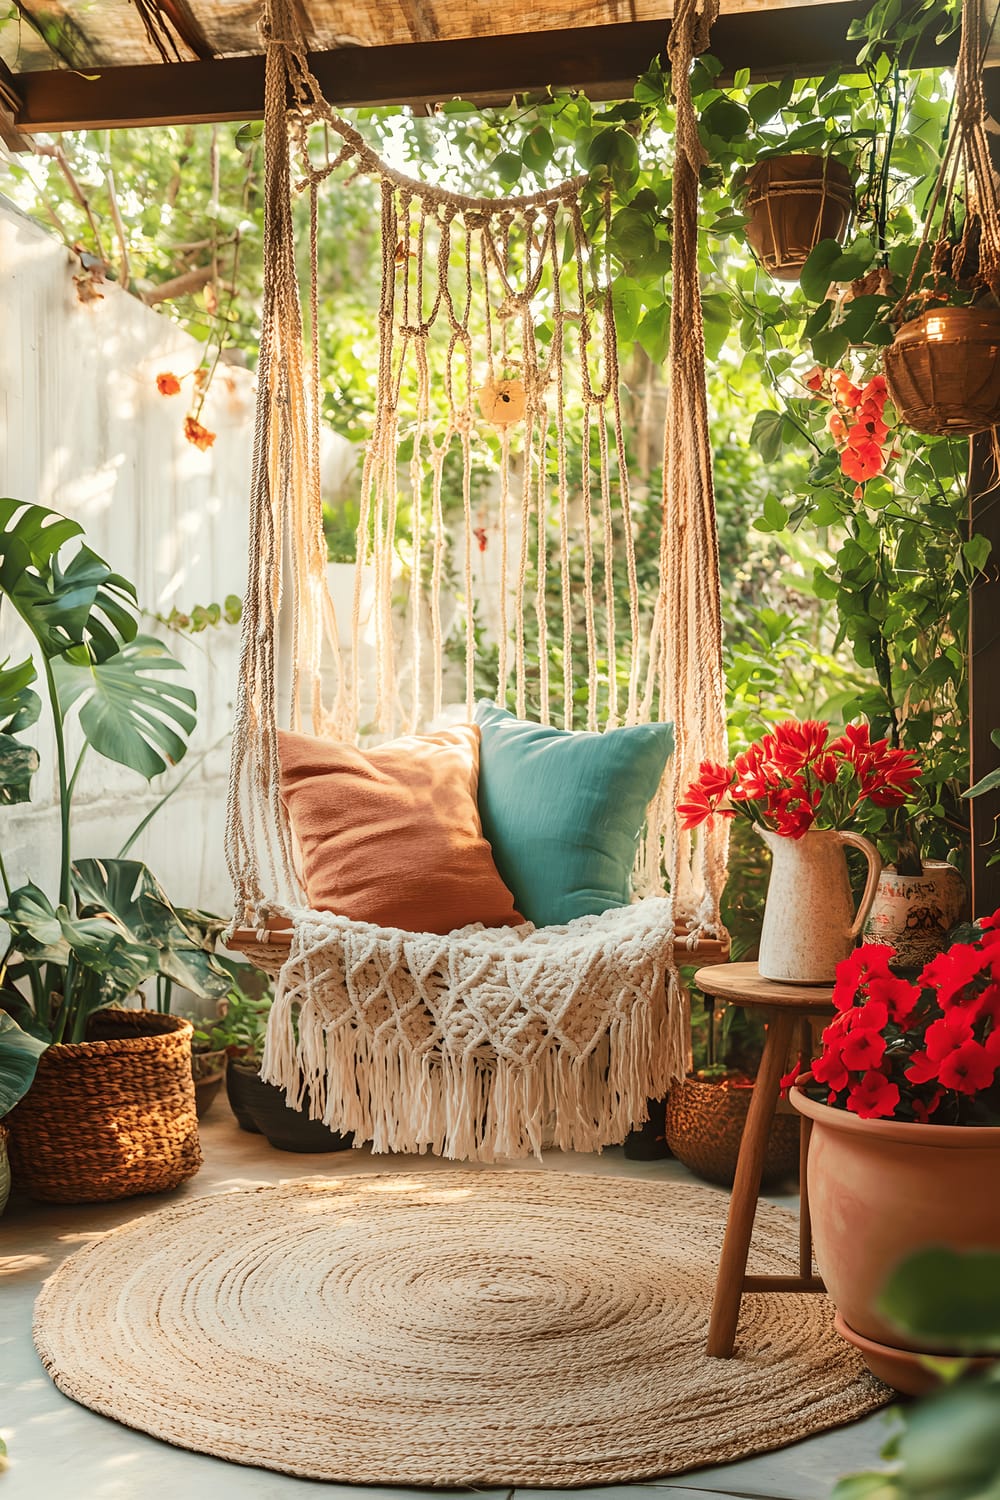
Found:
<box><xmin>706</xmin><ymin>1009</ymin><xmax>795</xmax><ymax>1358</ymax></box>
<box><xmin>797</xmin><ymin>1016</ymin><xmax>814</xmax><ymax>1279</ymax></box>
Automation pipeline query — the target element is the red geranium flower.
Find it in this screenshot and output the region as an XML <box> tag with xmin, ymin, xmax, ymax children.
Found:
<box><xmin>936</xmin><ymin>1039</ymin><xmax>997</xmax><ymax>1095</ymax></box>
<box><xmin>846</xmin><ymin>1069</ymin><xmax>900</xmax><ymax>1120</ymax></box>
<box><xmin>840</xmin><ymin>1025</ymin><xmax>887</xmax><ymax>1073</ymax></box>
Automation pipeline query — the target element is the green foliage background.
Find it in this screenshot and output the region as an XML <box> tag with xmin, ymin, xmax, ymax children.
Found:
<box><xmin>2</xmin><ymin>0</ymin><xmax>979</xmax><ymax>971</ymax></box>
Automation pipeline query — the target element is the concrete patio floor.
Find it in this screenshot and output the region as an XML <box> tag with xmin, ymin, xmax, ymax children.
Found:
<box><xmin>1</xmin><ymin>1099</ymin><xmax>892</xmax><ymax>1500</ymax></box>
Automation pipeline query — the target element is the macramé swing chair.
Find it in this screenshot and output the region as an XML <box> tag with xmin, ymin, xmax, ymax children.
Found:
<box><xmin>226</xmin><ymin>0</ymin><xmax>731</xmax><ymax>1161</ymax></box>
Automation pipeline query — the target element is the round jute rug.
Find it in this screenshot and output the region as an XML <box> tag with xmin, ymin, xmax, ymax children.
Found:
<box><xmin>34</xmin><ymin>1170</ymin><xmax>887</xmax><ymax>1486</ymax></box>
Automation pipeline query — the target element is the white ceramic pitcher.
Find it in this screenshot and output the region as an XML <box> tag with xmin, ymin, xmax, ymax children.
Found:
<box><xmin>757</xmin><ymin>826</ymin><xmax>883</xmax><ymax>984</ymax></box>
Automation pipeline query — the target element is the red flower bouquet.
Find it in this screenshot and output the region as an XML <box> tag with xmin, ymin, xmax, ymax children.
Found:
<box><xmin>677</xmin><ymin>718</ymin><xmax>921</xmax><ymax>840</ymax></box>
<box><xmin>802</xmin><ymin>916</ymin><xmax>1000</xmax><ymax>1125</ymax></box>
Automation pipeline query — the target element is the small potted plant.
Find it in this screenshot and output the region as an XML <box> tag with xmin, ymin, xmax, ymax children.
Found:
<box><xmin>0</xmin><ymin>500</ymin><xmax>229</xmax><ymax>1203</ymax></box>
<box><xmin>0</xmin><ymin>1012</ymin><xmax>48</xmax><ymax>1215</ymax></box>
<box><xmin>678</xmin><ymin>718</ymin><xmax>921</xmax><ymax>983</ymax></box>
<box><xmin>209</xmin><ymin>984</ymin><xmax>353</xmax><ymax>1154</ymax></box>
<box><xmin>789</xmin><ymin>919</ymin><xmax>1000</xmax><ymax>1391</ymax></box>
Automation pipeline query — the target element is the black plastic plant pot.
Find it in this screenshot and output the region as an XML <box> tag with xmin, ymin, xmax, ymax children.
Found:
<box><xmin>225</xmin><ymin>1060</ymin><xmax>353</xmax><ymax>1153</ymax></box>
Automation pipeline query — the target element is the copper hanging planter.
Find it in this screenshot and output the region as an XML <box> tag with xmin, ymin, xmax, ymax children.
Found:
<box><xmin>744</xmin><ymin>155</ymin><xmax>854</xmax><ymax>282</ymax></box>
<box><xmin>884</xmin><ymin>305</ymin><xmax>1000</xmax><ymax>435</ymax></box>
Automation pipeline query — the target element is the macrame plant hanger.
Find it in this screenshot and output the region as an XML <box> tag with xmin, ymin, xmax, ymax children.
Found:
<box><xmin>225</xmin><ymin>0</ymin><xmax>730</xmax><ymax>1161</ymax></box>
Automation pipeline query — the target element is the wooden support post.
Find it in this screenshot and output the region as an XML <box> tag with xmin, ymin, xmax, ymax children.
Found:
<box><xmin>968</xmin><ymin>431</ymin><xmax>1000</xmax><ymax>917</ymax></box>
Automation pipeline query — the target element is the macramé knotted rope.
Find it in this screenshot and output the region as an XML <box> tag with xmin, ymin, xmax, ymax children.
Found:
<box><xmin>224</xmin><ymin>0</ymin><xmax>729</xmax><ymax>1158</ymax></box>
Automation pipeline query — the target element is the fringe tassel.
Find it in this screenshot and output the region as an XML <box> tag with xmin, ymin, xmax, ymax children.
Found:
<box><xmin>260</xmin><ymin>904</ymin><xmax>686</xmax><ymax>1163</ymax></box>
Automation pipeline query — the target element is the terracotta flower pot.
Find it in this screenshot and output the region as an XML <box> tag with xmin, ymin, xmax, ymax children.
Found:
<box><xmin>862</xmin><ymin>860</ymin><xmax>968</xmax><ymax>970</ymax></box>
<box><xmin>791</xmin><ymin>1088</ymin><xmax>1000</xmax><ymax>1359</ymax></box>
<box><xmin>744</xmin><ymin>155</ymin><xmax>854</xmax><ymax>281</ymax></box>
<box><xmin>884</xmin><ymin>306</ymin><xmax>1000</xmax><ymax>436</ymax></box>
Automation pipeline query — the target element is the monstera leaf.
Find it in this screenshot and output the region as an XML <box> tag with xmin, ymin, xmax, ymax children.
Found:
<box><xmin>0</xmin><ymin>656</ymin><xmax>41</xmax><ymax>805</ymax></box>
<box><xmin>0</xmin><ymin>1011</ymin><xmax>48</xmax><ymax>1115</ymax></box>
<box><xmin>72</xmin><ymin>859</ymin><xmax>230</xmax><ymax>999</ymax></box>
<box><xmin>52</xmin><ymin>636</ymin><xmax>196</xmax><ymax>779</ymax></box>
<box><xmin>1</xmin><ymin>881</ymin><xmax>157</xmax><ymax>987</ymax></box>
<box><xmin>0</xmin><ymin>499</ymin><xmax>137</xmax><ymax>662</ymax></box>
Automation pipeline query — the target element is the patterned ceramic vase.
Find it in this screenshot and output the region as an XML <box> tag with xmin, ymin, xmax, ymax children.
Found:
<box><xmin>757</xmin><ymin>826</ymin><xmax>882</xmax><ymax>984</ymax></box>
<box><xmin>862</xmin><ymin>860</ymin><xmax>967</xmax><ymax>970</ymax></box>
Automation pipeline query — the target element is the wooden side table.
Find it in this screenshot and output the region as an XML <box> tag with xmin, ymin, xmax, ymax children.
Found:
<box><xmin>693</xmin><ymin>961</ymin><xmax>833</xmax><ymax>1358</ymax></box>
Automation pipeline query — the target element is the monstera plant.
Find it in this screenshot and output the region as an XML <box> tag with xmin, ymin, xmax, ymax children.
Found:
<box><xmin>0</xmin><ymin>498</ymin><xmax>229</xmax><ymax>1046</ymax></box>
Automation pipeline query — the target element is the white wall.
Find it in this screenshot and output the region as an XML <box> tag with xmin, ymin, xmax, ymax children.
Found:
<box><xmin>0</xmin><ymin>194</ymin><xmax>253</xmax><ymax>918</ymax></box>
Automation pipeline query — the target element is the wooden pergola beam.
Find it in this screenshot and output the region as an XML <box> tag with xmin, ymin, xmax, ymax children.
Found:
<box><xmin>11</xmin><ymin>3</ymin><xmax>955</xmax><ymax>133</ymax></box>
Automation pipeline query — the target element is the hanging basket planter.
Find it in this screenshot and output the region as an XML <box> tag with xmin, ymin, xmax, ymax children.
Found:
<box><xmin>5</xmin><ymin>1010</ymin><xmax>201</xmax><ymax>1203</ymax></box>
<box><xmin>883</xmin><ymin>306</ymin><xmax>1000</xmax><ymax>436</ymax></box>
<box><xmin>744</xmin><ymin>155</ymin><xmax>854</xmax><ymax>282</ymax></box>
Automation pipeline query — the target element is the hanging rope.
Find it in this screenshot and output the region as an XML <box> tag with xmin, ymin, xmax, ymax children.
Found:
<box><xmin>222</xmin><ymin>0</ymin><xmax>731</xmax><ymax>1160</ymax></box>
<box><xmin>225</xmin><ymin>0</ymin><xmax>729</xmax><ymax>943</ymax></box>
<box><xmin>897</xmin><ymin>0</ymin><xmax>1000</xmax><ymax>316</ymax></box>
<box><xmin>644</xmin><ymin>0</ymin><xmax>729</xmax><ymax>937</ymax></box>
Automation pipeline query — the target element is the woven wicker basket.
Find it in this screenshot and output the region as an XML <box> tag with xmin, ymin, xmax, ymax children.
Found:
<box><xmin>5</xmin><ymin>1010</ymin><xmax>201</xmax><ymax>1204</ymax></box>
<box><xmin>665</xmin><ymin>1074</ymin><xmax>800</xmax><ymax>1188</ymax></box>
<box><xmin>744</xmin><ymin>155</ymin><xmax>854</xmax><ymax>281</ymax></box>
<box><xmin>0</xmin><ymin>1123</ymin><xmax>10</xmax><ymax>1215</ymax></box>
<box><xmin>884</xmin><ymin>307</ymin><xmax>1000</xmax><ymax>435</ymax></box>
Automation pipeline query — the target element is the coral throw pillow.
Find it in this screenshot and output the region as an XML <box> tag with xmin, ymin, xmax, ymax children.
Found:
<box><xmin>277</xmin><ymin>725</ymin><xmax>522</xmax><ymax>935</ymax></box>
<box><xmin>474</xmin><ymin>701</ymin><xmax>675</xmax><ymax>929</ymax></box>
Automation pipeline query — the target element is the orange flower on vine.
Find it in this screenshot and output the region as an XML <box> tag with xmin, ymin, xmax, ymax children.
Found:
<box><xmin>156</xmin><ymin>372</ymin><xmax>182</xmax><ymax>396</ymax></box>
<box><xmin>184</xmin><ymin>415</ymin><xmax>217</xmax><ymax>451</ymax></box>
<box><xmin>805</xmin><ymin>367</ymin><xmax>895</xmax><ymax>500</ymax></box>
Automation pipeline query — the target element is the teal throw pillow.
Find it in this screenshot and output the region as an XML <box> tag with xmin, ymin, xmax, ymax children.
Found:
<box><xmin>473</xmin><ymin>701</ymin><xmax>674</xmax><ymax>929</ymax></box>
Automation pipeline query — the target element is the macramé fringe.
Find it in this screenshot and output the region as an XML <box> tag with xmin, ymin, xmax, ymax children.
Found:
<box><xmin>260</xmin><ymin>898</ymin><xmax>686</xmax><ymax>1162</ymax></box>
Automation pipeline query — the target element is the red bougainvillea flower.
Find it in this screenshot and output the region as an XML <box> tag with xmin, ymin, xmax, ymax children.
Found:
<box><xmin>184</xmin><ymin>416</ymin><xmax>217</xmax><ymax>451</ymax></box>
<box><xmin>936</xmin><ymin>1039</ymin><xmax>997</xmax><ymax>1095</ymax></box>
<box><xmin>847</xmin><ymin>1068</ymin><xmax>900</xmax><ymax>1120</ymax></box>
<box><xmin>156</xmin><ymin>372</ymin><xmax>182</xmax><ymax>396</ymax></box>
